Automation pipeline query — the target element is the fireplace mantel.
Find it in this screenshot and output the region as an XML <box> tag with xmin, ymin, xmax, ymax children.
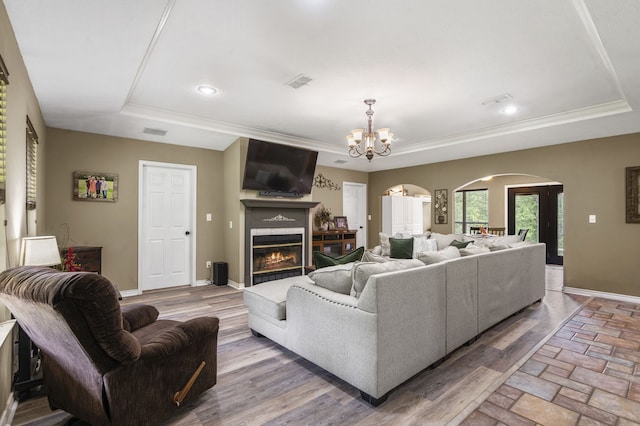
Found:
<box><xmin>241</xmin><ymin>199</ymin><xmax>319</xmax><ymax>209</ymax></box>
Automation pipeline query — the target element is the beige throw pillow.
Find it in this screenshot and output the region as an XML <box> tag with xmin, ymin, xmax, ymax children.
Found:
<box><xmin>417</xmin><ymin>246</ymin><xmax>460</xmax><ymax>265</ymax></box>
<box><xmin>379</xmin><ymin>232</ymin><xmax>391</xmax><ymax>256</ymax></box>
<box><xmin>308</xmin><ymin>263</ymin><xmax>355</xmax><ymax>295</ymax></box>
<box><xmin>351</xmin><ymin>259</ymin><xmax>423</xmax><ymax>297</ymax></box>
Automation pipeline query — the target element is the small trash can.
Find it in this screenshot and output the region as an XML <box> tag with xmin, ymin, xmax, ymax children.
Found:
<box><xmin>213</xmin><ymin>262</ymin><xmax>228</xmax><ymax>286</ymax></box>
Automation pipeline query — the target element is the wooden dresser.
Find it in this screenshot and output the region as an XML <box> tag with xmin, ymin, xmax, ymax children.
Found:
<box><xmin>61</xmin><ymin>246</ymin><xmax>102</xmax><ymax>274</ymax></box>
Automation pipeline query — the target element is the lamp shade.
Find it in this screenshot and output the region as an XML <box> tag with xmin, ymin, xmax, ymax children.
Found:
<box><xmin>20</xmin><ymin>236</ymin><xmax>61</xmax><ymax>266</ymax></box>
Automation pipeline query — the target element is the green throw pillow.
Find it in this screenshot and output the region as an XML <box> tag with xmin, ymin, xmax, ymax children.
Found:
<box><xmin>450</xmin><ymin>239</ymin><xmax>472</xmax><ymax>249</ymax></box>
<box><xmin>313</xmin><ymin>246</ymin><xmax>365</xmax><ymax>269</ymax></box>
<box><xmin>389</xmin><ymin>237</ymin><xmax>413</xmax><ymax>259</ymax></box>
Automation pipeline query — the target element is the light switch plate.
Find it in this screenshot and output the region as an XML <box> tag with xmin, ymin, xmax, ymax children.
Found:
<box><xmin>589</xmin><ymin>214</ymin><xmax>596</xmax><ymax>223</ymax></box>
<box><xmin>206</xmin><ymin>213</ymin><xmax>212</xmax><ymax>221</ymax></box>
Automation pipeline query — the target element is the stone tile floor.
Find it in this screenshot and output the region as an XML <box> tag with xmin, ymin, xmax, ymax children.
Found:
<box><xmin>461</xmin><ymin>297</ymin><xmax>640</xmax><ymax>425</ymax></box>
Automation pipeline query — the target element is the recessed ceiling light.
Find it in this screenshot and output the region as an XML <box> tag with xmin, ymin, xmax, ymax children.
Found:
<box><xmin>197</xmin><ymin>85</ymin><xmax>218</xmax><ymax>95</ymax></box>
<box><xmin>501</xmin><ymin>105</ymin><xmax>518</xmax><ymax>115</ymax></box>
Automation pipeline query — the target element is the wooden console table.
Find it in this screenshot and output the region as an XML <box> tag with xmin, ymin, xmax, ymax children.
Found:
<box><xmin>312</xmin><ymin>230</ymin><xmax>357</xmax><ymax>260</ymax></box>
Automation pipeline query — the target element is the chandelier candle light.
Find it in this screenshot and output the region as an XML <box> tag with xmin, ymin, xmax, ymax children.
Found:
<box><xmin>347</xmin><ymin>99</ymin><xmax>393</xmax><ymax>161</ymax></box>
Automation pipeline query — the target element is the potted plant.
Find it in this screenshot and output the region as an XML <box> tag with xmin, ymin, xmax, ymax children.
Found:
<box><xmin>315</xmin><ymin>206</ymin><xmax>333</xmax><ymax>231</ymax></box>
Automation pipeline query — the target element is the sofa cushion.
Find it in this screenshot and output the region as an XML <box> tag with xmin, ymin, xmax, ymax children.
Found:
<box><xmin>430</xmin><ymin>233</ymin><xmax>466</xmax><ymax>250</ymax></box>
<box><xmin>412</xmin><ymin>235</ymin><xmax>437</xmax><ymax>258</ymax></box>
<box><xmin>417</xmin><ymin>246</ymin><xmax>460</xmax><ymax>265</ymax></box>
<box><xmin>243</xmin><ymin>276</ymin><xmax>310</xmax><ymax>321</ymax></box>
<box><xmin>361</xmin><ymin>250</ymin><xmax>391</xmax><ymax>263</ymax></box>
<box><xmin>459</xmin><ymin>246</ymin><xmax>491</xmax><ymax>256</ymax></box>
<box><xmin>351</xmin><ymin>259</ymin><xmax>424</xmax><ymax>297</ymax></box>
<box><xmin>308</xmin><ymin>263</ymin><xmax>354</xmax><ymax>295</ymax></box>
<box><xmin>313</xmin><ymin>246</ymin><xmax>365</xmax><ymax>269</ymax></box>
<box><xmin>390</xmin><ymin>237</ymin><xmax>413</xmax><ymax>259</ymax></box>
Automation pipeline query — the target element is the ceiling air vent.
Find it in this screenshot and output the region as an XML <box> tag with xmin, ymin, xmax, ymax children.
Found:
<box><xmin>143</xmin><ymin>127</ymin><xmax>167</xmax><ymax>136</ymax></box>
<box><xmin>334</xmin><ymin>159</ymin><xmax>348</xmax><ymax>164</ymax></box>
<box><xmin>286</xmin><ymin>74</ymin><xmax>312</xmax><ymax>89</ymax></box>
<box><xmin>481</xmin><ymin>93</ymin><xmax>513</xmax><ymax>106</ymax></box>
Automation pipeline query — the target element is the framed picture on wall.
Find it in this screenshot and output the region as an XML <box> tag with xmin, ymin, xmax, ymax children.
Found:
<box><xmin>334</xmin><ymin>216</ymin><xmax>349</xmax><ymax>230</ymax></box>
<box><xmin>626</xmin><ymin>166</ymin><xmax>640</xmax><ymax>223</ymax></box>
<box><xmin>73</xmin><ymin>171</ymin><xmax>118</xmax><ymax>202</ymax></box>
<box><xmin>434</xmin><ymin>189</ymin><xmax>448</xmax><ymax>224</ymax></box>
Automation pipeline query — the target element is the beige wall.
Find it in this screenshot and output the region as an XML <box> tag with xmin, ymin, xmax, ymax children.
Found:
<box><xmin>1</xmin><ymin>1</ymin><xmax>47</xmax><ymax>269</ymax></box>
<box><xmin>1</xmin><ymin>1</ymin><xmax>46</xmax><ymax>414</ymax></box>
<box><xmin>310</xmin><ymin>165</ymin><xmax>368</xmax><ymax>228</ymax></box>
<box><xmin>44</xmin><ymin>128</ymin><xmax>225</xmax><ymax>292</ymax></box>
<box><xmin>369</xmin><ymin>132</ymin><xmax>640</xmax><ymax>296</ymax></box>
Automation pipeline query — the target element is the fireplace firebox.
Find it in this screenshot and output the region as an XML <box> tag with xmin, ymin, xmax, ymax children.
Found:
<box><xmin>252</xmin><ymin>234</ymin><xmax>303</xmax><ymax>284</ymax></box>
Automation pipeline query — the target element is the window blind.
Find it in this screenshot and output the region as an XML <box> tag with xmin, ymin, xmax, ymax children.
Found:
<box><xmin>0</xmin><ymin>55</ymin><xmax>8</xmax><ymax>204</ymax></box>
<box><xmin>26</xmin><ymin>117</ymin><xmax>38</xmax><ymax>210</ymax></box>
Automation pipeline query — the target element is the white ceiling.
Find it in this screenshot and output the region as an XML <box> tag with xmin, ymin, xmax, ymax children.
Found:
<box><xmin>5</xmin><ymin>0</ymin><xmax>640</xmax><ymax>172</ymax></box>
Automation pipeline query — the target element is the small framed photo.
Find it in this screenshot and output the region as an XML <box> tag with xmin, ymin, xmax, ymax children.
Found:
<box><xmin>73</xmin><ymin>171</ymin><xmax>118</xmax><ymax>202</ymax></box>
<box><xmin>334</xmin><ymin>216</ymin><xmax>348</xmax><ymax>230</ymax></box>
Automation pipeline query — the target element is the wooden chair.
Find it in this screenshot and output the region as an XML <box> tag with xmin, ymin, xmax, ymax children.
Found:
<box><xmin>487</xmin><ymin>227</ymin><xmax>505</xmax><ymax>236</ymax></box>
<box><xmin>518</xmin><ymin>228</ymin><xmax>529</xmax><ymax>241</ymax></box>
<box><xmin>469</xmin><ymin>226</ymin><xmax>482</xmax><ymax>234</ymax></box>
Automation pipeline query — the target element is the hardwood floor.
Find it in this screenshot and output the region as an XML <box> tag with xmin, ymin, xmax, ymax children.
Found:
<box><xmin>10</xmin><ymin>281</ymin><xmax>592</xmax><ymax>425</ymax></box>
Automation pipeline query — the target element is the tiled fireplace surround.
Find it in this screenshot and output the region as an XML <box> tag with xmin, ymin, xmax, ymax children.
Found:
<box><xmin>241</xmin><ymin>199</ymin><xmax>318</xmax><ymax>287</ymax></box>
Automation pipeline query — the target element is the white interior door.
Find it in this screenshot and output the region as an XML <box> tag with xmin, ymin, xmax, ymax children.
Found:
<box><xmin>343</xmin><ymin>182</ymin><xmax>367</xmax><ymax>248</ymax></box>
<box><xmin>139</xmin><ymin>162</ymin><xmax>196</xmax><ymax>291</ymax></box>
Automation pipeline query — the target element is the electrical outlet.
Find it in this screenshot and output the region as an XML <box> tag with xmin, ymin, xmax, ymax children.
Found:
<box><xmin>206</xmin><ymin>261</ymin><xmax>212</xmax><ymax>269</ymax></box>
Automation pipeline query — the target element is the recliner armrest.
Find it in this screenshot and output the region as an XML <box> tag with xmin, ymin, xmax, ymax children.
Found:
<box><xmin>121</xmin><ymin>304</ymin><xmax>159</xmax><ymax>332</ymax></box>
<box><xmin>139</xmin><ymin>317</ymin><xmax>219</xmax><ymax>359</ymax></box>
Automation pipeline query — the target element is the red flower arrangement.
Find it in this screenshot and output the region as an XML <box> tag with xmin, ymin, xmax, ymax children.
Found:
<box><xmin>61</xmin><ymin>247</ymin><xmax>81</xmax><ymax>272</ymax></box>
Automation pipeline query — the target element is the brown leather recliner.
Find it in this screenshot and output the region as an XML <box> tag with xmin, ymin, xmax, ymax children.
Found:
<box><xmin>0</xmin><ymin>266</ymin><xmax>219</xmax><ymax>425</ymax></box>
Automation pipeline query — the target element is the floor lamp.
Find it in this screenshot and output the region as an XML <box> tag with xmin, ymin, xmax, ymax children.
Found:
<box><xmin>15</xmin><ymin>236</ymin><xmax>60</xmax><ymax>400</ymax></box>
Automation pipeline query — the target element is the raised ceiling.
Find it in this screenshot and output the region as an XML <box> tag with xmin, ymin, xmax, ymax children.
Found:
<box><xmin>5</xmin><ymin>0</ymin><xmax>640</xmax><ymax>171</ymax></box>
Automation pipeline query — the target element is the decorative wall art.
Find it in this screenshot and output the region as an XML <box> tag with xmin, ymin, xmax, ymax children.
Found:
<box><xmin>73</xmin><ymin>171</ymin><xmax>118</xmax><ymax>202</ymax></box>
<box><xmin>434</xmin><ymin>189</ymin><xmax>448</xmax><ymax>224</ymax></box>
<box><xmin>626</xmin><ymin>166</ymin><xmax>640</xmax><ymax>223</ymax></box>
<box><xmin>312</xmin><ymin>173</ymin><xmax>341</xmax><ymax>191</ymax></box>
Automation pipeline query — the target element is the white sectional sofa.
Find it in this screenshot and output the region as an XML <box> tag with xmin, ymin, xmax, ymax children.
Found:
<box><xmin>243</xmin><ymin>242</ymin><xmax>546</xmax><ymax>406</ymax></box>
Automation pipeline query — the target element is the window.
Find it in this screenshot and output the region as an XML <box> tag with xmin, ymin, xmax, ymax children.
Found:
<box><xmin>0</xmin><ymin>55</ymin><xmax>8</xmax><ymax>205</ymax></box>
<box><xmin>26</xmin><ymin>117</ymin><xmax>38</xmax><ymax>210</ymax></box>
<box><xmin>454</xmin><ymin>189</ymin><xmax>488</xmax><ymax>234</ymax></box>
<box><xmin>26</xmin><ymin>117</ymin><xmax>38</xmax><ymax>235</ymax></box>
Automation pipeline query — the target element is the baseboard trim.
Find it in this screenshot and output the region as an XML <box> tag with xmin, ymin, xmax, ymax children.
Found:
<box><xmin>120</xmin><ymin>289</ymin><xmax>141</xmax><ymax>298</ymax></box>
<box><xmin>0</xmin><ymin>392</ymin><xmax>16</xmax><ymax>426</ymax></box>
<box><xmin>563</xmin><ymin>286</ymin><xmax>640</xmax><ymax>304</ymax></box>
<box><xmin>194</xmin><ymin>279</ymin><xmax>210</xmax><ymax>287</ymax></box>
<box><xmin>227</xmin><ymin>280</ymin><xmax>244</xmax><ymax>289</ymax></box>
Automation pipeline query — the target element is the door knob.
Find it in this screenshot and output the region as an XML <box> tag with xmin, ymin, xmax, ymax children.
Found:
<box><xmin>185</xmin><ymin>231</ymin><xmax>190</xmax><ymax>235</ymax></box>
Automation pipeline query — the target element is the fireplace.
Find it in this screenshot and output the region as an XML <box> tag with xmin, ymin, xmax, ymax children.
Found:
<box><xmin>252</xmin><ymin>233</ymin><xmax>303</xmax><ymax>284</ymax></box>
<box><xmin>242</xmin><ymin>199</ymin><xmax>318</xmax><ymax>286</ymax></box>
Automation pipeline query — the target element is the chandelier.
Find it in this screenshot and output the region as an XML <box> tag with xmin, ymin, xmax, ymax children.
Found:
<box><xmin>347</xmin><ymin>99</ymin><xmax>393</xmax><ymax>161</ymax></box>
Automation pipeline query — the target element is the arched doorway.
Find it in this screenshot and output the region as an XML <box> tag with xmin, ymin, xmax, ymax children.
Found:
<box><xmin>454</xmin><ymin>174</ymin><xmax>564</xmax><ymax>265</ymax></box>
<box><xmin>381</xmin><ymin>184</ymin><xmax>432</xmax><ymax>234</ymax></box>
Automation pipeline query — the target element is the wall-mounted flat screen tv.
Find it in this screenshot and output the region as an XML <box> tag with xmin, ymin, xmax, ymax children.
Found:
<box><xmin>242</xmin><ymin>139</ymin><xmax>318</xmax><ymax>197</ymax></box>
